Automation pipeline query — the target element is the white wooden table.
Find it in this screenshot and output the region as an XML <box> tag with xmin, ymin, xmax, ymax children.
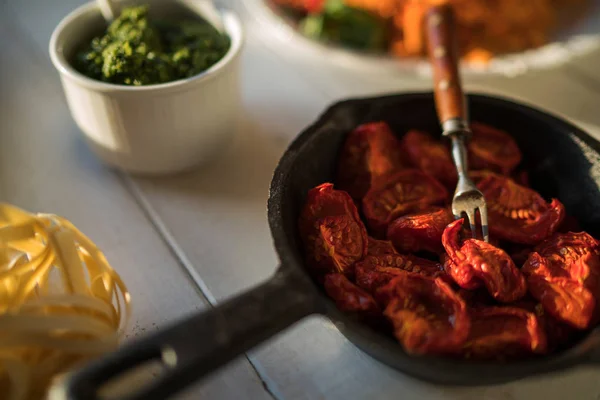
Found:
<box><xmin>3</xmin><ymin>0</ymin><xmax>600</xmax><ymax>398</ymax></box>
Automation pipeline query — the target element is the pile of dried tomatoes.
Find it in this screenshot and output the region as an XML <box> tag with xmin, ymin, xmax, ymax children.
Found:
<box><xmin>299</xmin><ymin>121</ymin><xmax>600</xmax><ymax>360</ymax></box>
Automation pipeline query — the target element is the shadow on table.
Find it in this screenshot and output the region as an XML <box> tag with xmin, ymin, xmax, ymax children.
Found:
<box><xmin>127</xmin><ymin>109</ymin><xmax>292</xmax><ymax>206</ymax></box>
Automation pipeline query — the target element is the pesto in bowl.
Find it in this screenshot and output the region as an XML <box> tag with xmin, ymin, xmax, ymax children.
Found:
<box><xmin>74</xmin><ymin>5</ymin><xmax>230</xmax><ymax>86</ymax></box>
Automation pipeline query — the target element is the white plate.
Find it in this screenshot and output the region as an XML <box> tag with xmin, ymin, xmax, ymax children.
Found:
<box><xmin>241</xmin><ymin>0</ymin><xmax>600</xmax><ymax>78</ymax></box>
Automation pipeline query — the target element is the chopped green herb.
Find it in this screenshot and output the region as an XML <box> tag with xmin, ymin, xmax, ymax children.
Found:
<box><xmin>74</xmin><ymin>5</ymin><xmax>230</xmax><ymax>86</ymax></box>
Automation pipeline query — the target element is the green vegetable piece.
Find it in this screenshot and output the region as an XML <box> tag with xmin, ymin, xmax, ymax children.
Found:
<box><xmin>300</xmin><ymin>14</ymin><xmax>325</xmax><ymax>39</ymax></box>
<box><xmin>299</xmin><ymin>0</ymin><xmax>388</xmax><ymax>52</ymax></box>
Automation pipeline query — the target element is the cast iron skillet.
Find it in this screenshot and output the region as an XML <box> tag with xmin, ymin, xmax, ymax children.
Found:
<box><xmin>58</xmin><ymin>92</ymin><xmax>600</xmax><ymax>400</ymax></box>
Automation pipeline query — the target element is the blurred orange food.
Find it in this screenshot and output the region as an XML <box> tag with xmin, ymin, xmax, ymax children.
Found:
<box><xmin>272</xmin><ymin>0</ymin><xmax>589</xmax><ymax>63</ymax></box>
<box><xmin>394</xmin><ymin>0</ymin><xmax>558</xmax><ymax>63</ymax></box>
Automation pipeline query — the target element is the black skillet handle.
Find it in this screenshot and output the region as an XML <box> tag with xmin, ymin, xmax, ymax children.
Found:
<box><xmin>55</xmin><ymin>268</ymin><xmax>321</xmax><ymax>400</ymax></box>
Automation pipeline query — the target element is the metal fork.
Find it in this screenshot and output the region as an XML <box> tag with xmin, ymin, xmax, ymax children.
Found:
<box><xmin>449</xmin><ymin>134</ymin><xmax>489</xmax><ymax>241</ymax></box>
<box><xmin>425</xmin><ymin>4</ymin><xmax>489</xmax><ymax>242</ymax></box>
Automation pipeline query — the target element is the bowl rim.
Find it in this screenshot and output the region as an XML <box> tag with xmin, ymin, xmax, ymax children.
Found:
<box><xmin>49</xmin><ymin>1</ymin><xmax>244</xmax><ymax>93</ymax></box>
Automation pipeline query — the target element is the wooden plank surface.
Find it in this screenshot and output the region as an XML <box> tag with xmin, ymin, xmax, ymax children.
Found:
<box><xmin>0</xmin><ymin>4</ymin><xmax>271</xmax><ymax>400</ymax></box>
<box><xmin>8</xmin><ymin>0</ymin><xmax>600</xmax><ymax>399</ymax></box>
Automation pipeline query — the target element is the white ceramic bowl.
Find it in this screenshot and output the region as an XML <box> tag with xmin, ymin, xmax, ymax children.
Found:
<box><xmin>50</xmin><ymin>1</ymin><xmax>244</xmax><ymax>175</ymax></box>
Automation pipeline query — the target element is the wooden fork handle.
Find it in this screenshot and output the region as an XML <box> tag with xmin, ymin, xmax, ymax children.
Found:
<box><xmin>425</xmin><ymin>4</ymin><xmax>469</xmax><ymax>134</ymax></box>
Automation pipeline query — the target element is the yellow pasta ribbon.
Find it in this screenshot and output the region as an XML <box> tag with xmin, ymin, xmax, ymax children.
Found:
<box><xmin>0</xmin><ymin>204</ymin><xmax>131</xmax><ymax>400</ymax></box>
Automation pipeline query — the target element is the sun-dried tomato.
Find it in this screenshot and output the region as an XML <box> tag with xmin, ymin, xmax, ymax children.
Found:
<box><xmin>367</xmin><ymin>237</ymin><xmax>399</xmax><ymax>256</ymax></box>
<box><xmin>442</xmin><ymin>219</ymin><xmax>527</xmax><ymax>303</ymax></box>
<box><xmin>299</xmin><ymin>183</ymin><xmax>368</xmax><ymax>277</ymax></box>
<box><xmin>514</xmin><ymin>299</ymin><xmax>575</xmax><ymax>352</ymax></box>
<box><xmin>475</xmin><ymin>172</ymin><xmax>565</xmax><ymax>245</ymax></box>
<box><xmin>380</xmin><ymin>274</ymin><xmax>470</xmax><ymax>355</ymax></box>
<box><xmin>387</xmin><ymin>207</ymin><xmax>454</xmax><ymax>254</ymax></box>
<box><xmin>401</xmin><ymin>130</ymin><xmax>457</xmax><ymax>190</ymax></box>
<box><xmin>362</xmin><ymin>169</ymin><xmax>448</xmax><ymax>237</ymax></box>
<box><xmin>323</xmin><ymin>273</ymin><xmax>381</xmax><ymax>317</ymax></box>
<box><xmin>355</xmin><ymin>253</ymin><xmax>445</xmax><ymax>294</ymax></box>
<box><xmin>522</xmin><ymin>232</ymin><xmax>600</xmax><ymax>329</ymax></box>
<box><xmin>463</xmin><ymin>306</ymin><xmax>547</xmax><ymax>360</ymax></box>
<box><xmin>468</xmin><ymin>122</ymin><xmax>522</xmax><ymax>175</ymax></box>
<box><xmin>336</xmin><ymin>122</ymin><xmax>406</xmax><ymax>200</ymax></box>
